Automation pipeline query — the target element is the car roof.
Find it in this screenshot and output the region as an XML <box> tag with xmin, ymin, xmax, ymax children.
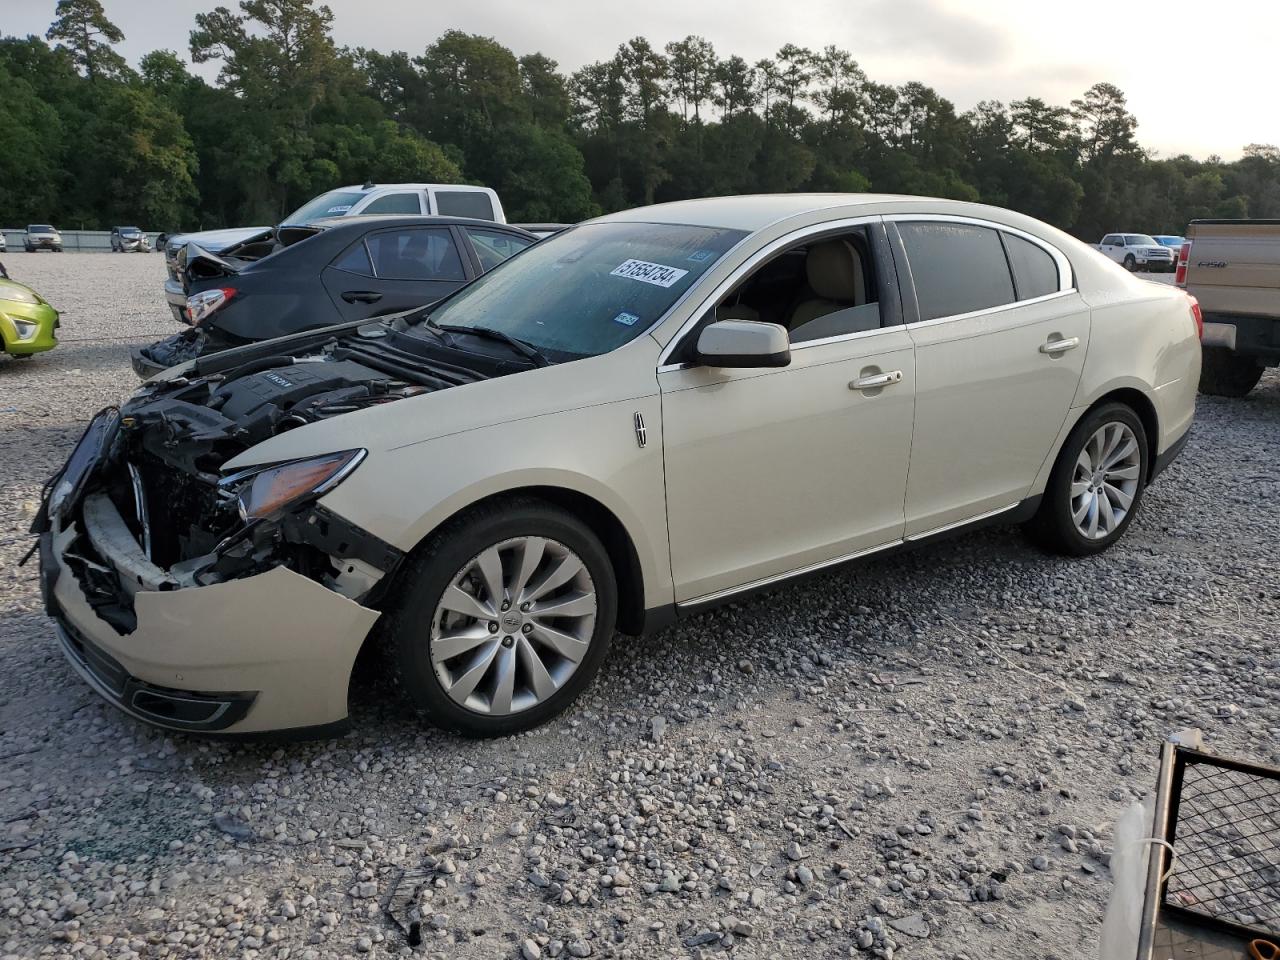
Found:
<box><xmin>591</xmin><ymin>193</ymin><xmax>1017</xmax><ymax>231</ymax></box>
<box><xmin>303</xmin><ymin>215</ymin><xmax>534</xmax><ymax>235</ymax></box>
<box><xmin>332</xmin><ymin>183</ymin><xmax>497</xmax><ymax>193</ymax></box>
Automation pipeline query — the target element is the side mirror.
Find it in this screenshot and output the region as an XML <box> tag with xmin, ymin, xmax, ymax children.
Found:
<box><xmin>694</xmin><ymin>319</ymin><xmax>790</xmax><ymax>369</ymax></box>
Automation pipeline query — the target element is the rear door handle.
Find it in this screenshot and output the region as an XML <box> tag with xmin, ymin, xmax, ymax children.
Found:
<box><xmin>1040</xmin><ymin>336</ymin><xmax>1080</xmax><ymax>355</ymax></box>
<box><xmin>850</xmin><ymin>370</ymin><xmax>903</xmax><ymax>390</ymax></box>
<box><xmin>342</xmin><ymin>291</ymin><xmax>383</xmax><ymax>304</ymax></box>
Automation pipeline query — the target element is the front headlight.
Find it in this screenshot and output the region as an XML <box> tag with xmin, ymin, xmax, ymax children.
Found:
<box><xmin>226</xmin><ymin>449</ymin><xmax>366</xmax><ymax>521</ymax></box>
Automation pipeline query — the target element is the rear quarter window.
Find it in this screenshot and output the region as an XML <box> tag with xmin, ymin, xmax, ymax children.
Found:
<box><xmin>897</xmin><ymin>222</ymin><xmax>1016</xmax><ymax>321</ymax></box>
<box><xmin>1002</xmin><ymin>233</ymin><xmax>1060</xmax><ymax>300</ymax></box>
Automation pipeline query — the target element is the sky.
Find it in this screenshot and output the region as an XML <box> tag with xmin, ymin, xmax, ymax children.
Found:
<box><xmin>3</xmin><ymin>0</ymin><xmax>1273</xmax><ymax>160</ymax></box>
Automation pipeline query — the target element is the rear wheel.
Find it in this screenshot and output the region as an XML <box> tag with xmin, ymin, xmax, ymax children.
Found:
<box><xmin>1027</xmin><ymin>403</ymin><xmax>1148</xmax><ymax>556</ymax></box>
<box><xmin>382</xmin><ymin>498</ymin><xmax>616</xmax><ymax>737</ymax></box>
<box><xmin>1199</xmin><ymin>347</ymin><xmax>1263</xmax><ymax>398</ymax></box>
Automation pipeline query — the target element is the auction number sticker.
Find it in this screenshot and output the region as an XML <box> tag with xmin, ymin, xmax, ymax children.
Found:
<box><xmin>610</xmin><ymin>258</ymin><xmax>689</xmax><ymax>288</ymax></box>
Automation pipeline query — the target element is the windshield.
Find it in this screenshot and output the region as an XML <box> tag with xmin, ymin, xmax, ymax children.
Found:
<box><xmin>121</xmin><ymin>226</ymin><xmax>141</xmax><ymax>234</ymax></box>
<box><xmin>412</xmin><ymin>221</ymin><xmax>747</xmax><ymax>360</ymax></box>
<box><xmin>1128</xmin><ymin>235</ymin><xmax>1159</xmax><ymax>246</ymax></box>
<box><xmin>29</xmin><ymin>225</ymin><xmax>54</xmax><ymax>233</ymax></box>
<box><xmin>283</xmin><ymin>190</ymin><xmax>365</xmax><ymax>225</ymax></box>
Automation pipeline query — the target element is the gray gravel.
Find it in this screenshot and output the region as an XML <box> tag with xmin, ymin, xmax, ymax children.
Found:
<box><xmin>2</xmin><ymin>252</ymin><xmax>1279</xmax><ymax>959</ymax></box>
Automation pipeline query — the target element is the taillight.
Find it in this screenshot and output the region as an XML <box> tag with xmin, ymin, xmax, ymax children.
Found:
<box><xmin>1175</xmin><ymin>241</ymin><xmax>1191</xmax><ymax>286</ymax></box>
<box><xmin>1186</xmin><ymin>293</ymin><xmax>1203</xmax><ymax>340</ymax></box>
<box><xmin>186</xmin><ymin>286</ymin><xmax>236</xmax><ymax>326</ymax></box>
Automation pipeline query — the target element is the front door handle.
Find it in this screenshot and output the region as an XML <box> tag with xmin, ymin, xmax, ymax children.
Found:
<box><xmin>1040</xmin><ymin>336</ymin><xmax>1080</xmax><ymax>355</ymax></box>
<box><xmin>342</xmin><ymin>291</ymin><xmax>383</xmax><ymax>304</ymax></box>
<box><xmin>850</xmin><ymin>370</ymin><xmax>903</xmax><ymax>390</ymax></box>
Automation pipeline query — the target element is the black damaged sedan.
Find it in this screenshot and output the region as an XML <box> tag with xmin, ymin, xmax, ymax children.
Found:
<box><xmin>133</xmin><ymin>216</ymin><xmax>537</xmax><ymax>378</ymax></box>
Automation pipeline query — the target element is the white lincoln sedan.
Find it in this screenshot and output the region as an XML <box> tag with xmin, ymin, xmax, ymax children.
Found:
<box><xmin>36</xmin><ymin>194</ymin><xmax>1201</xmax><ymax>737</ymax></box>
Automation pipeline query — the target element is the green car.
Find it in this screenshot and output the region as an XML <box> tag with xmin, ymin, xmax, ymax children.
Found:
<box><xmin>0</xmin><ymin>271</ymin><xmax>59</xmax><ymax>359</ymax></box>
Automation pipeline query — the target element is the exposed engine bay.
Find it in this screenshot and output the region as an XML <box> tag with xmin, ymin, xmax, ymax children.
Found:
<box><xmin>39</xmin><ymin>321</ymin><xmax>533</xmax><ymax>634</ymax></box>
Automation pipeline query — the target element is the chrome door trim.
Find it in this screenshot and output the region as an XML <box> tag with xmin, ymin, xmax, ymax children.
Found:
<box><xmin>677</xmin><ymin>537</ymin><xmax>903</xmax><ymax>609</ymax></box>
<box><xmin>655</xmin><ymin>214</ymin><xmax>887</xmax><ymax>371</ymax></box>
<box><xmin>904</xmin><ymin>502</ymin><xmax>1019</xmax><ymax>542</ymax></box>
<box><xmin>900</xmin><ymin>288</ymin><xmax>1080</xmax><ymax>333</ymax></box>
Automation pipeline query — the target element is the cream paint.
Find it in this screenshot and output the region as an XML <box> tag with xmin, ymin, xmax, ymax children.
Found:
<box><xmin>56</xmin><ymin>195</ymin><xmax>1199</xmax><ymax>733</ymax></box>
<box><xmin>50</xmin><ymin>524</ymin><xmax>380</xmax><ymax>733</ymax></box>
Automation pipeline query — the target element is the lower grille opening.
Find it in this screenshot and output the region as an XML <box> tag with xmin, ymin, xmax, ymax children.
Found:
<box><xmin>55</xmin><ymin>606</ymin><xmax>257</xmax><ymax>732</ymax></box>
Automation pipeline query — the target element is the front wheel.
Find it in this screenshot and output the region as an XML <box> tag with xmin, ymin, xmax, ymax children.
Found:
<box><xmin>1123</xmin><ymin>254</ymin><xmax>1137</xmax><ymax>271</ymax></box>
<box><xmin>382</xmin><ymin>498</ymin><xmax>617</xmax><ymax>736</ymax></box>
<box><xmin>1027</xmin><ymin>403</ymin><xmax>1148</xmax><ymax>556</ymax></box>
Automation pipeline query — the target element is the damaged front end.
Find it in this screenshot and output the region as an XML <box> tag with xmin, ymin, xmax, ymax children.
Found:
<box><xmin>38</xmin><ymin>354</ymin><xmax>436</xmax><ymax>636</ymax></box>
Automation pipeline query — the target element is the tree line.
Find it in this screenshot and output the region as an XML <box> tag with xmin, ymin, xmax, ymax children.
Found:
<box><xmin>3</xmin><ymin>0</ymin><xmax>1279</xmax><ymax>238</ymax></box>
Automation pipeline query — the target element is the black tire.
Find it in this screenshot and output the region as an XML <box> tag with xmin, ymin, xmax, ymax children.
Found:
<box><xmin>1026</xmin><ymin>402</ymin><xmax>1149</xmax><ymax>557</ymax></box>
<box><xmin>1199</xmin><ymin>347</ymin><xmax>1263</xmax><ymax>398</ymax></box>
<box><xmin>381</xmin><ymin>497</ymin><xmax>617</xmax><ymax>737</ymax></box>
<box><xmin>1123</xmin><ymin>254</ymin><xmax>1136</xmax><ymax>271</ymax></box>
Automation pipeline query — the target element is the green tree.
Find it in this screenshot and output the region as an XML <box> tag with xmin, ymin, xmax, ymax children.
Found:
<box><xmin>46</xmin><ymin>0</ymin><xmax>128</xmax><ymax>82</ymax></box>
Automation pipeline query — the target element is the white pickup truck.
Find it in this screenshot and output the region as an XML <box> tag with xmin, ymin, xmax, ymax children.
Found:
<box><xmin>1096</xmin><ymin>233</ymin><xmax>1176</xmax><ymax>273</ymax></box>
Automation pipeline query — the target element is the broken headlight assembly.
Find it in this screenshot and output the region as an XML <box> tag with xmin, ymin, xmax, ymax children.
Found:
<box><xmin>222</xmin><ymin>449</ymin><xmax>366</xmax><ymax>522</ymax></box>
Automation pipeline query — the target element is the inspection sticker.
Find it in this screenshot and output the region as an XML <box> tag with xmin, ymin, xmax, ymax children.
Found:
<box><xmin>687</xmin><ymin>249</ymin><xmax>714</xmax><ymax>262</ymax></box>
<box><xmin>612</xmin><ymin>311</ymin><xmax>640</xmax><ymax>326</ymax></box>
<box><xmin>610</xmin><ymin>258</ymin><xmax>689</xmax><ymax>288</ymax></box>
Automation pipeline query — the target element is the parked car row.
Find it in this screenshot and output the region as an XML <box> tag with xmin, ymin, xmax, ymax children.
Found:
<box><xmin>34</xmin><ymin>194</ymin><xmax>1202</xmax><ymax>738</ymax></box>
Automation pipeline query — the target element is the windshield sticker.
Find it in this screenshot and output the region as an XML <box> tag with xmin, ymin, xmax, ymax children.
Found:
<box><xmin>612</xmin><ymin>311</ymin><xmax>640</xmax><ymax>327</ymax></box>
<box><xmin>326</xmin><ymin>205</ymin><xmax>353</xmax><ymax>214</ymax></box>
<box><xmin>610</xmin><ymin>258</ymin><xmax>689</xmax><ymax>288</ymax></box>
<box><xmin>687</xmin><ymin>249</ymin><xmax>714</xmax><ymax>263</ymax></box>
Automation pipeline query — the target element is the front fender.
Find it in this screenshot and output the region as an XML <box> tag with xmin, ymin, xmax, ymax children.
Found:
<box><xmin>316</xmin><ymin>395</ymin><xmax>674</xmax><ymax>612</ymax></box>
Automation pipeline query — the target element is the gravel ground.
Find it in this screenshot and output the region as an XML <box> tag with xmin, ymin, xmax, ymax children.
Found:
<box><xmin>1</xmin><ymin>252</ymin><xmax>1278</xmax><ymax>960</ymax></box>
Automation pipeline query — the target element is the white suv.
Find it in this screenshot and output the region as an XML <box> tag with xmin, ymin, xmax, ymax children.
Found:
<box><xmin>1097</xmin><ymin>233</ymin><xmax>1176</xmax><ymax>273</ymax></box>
<box><xmin>282</xmin><ymin>183</ymin><xmax>505</xmax><ymax>225</ymax></box>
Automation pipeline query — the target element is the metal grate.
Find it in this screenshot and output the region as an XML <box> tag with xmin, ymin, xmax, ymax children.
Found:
<box><xmin>1165</xmin><ymin>754</ymin><xmax>1280</xmax><ymax>938</ymax></box>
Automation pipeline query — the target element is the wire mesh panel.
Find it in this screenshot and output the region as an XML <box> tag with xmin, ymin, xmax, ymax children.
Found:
<box><xmin>1164</xmin><ymin>753</ymin><xmax>1280</xmax><ymax>938</ymax></box>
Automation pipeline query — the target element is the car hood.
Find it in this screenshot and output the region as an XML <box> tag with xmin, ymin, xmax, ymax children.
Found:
<box><xmin>219</xmin><ymin>335</ymin><xmax>660</xmax><ymax>472</ymax></box>
<box><xmin>168</xmin><ymin>226</ymin><xmax>272</xmax><ymax>253</ymax></box>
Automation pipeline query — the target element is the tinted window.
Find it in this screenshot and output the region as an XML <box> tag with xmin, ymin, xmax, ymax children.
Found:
<box><xmin>362</xmin><ymin>193</ymin><xmax>422</xmax><ymax>215</ymax></box>
<box><xmin>898</xmin><ymin>222</ymin><xmax>1015</xmax><ymax>321</ymax></box>
<box><xmin>1101</xmin><ymin>235</ymin><xmax>1118</xmax><ymax>245</ymax></box>
<box><xmin>434</xmin><ymin>190</ymin><xmax>495</xmax><ymax>220</ymax></box>
<box><xmin>1003</xmin><ymin>233</ymin><xmax>1059</xmax><ymax>300</ymax></box>
<box><xmin>465</xmin><ymin>227</ymin><xmax>535</xmax><ymax>271</ymax></box>
<box><xmin>415</xmin><ymin>222</ymin><xmax>745</xmax><ymax>360</ymax></box>
<box><xmin>366</xmin><ymin>228</ymin><xmax>464</xmax><ymax>282</ymax></box>
<box><xmin>332</xmin><ymin>240</ymin><xmax>373</xmax><ymax>276</ymax></box>
<box><xmin>283</xmin><ymin>190</ymin><xmax>366</xmax><ymax>224</ymax></box>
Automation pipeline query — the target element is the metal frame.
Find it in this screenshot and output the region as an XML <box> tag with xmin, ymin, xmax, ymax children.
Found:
<box><xmin>1139</xmin><ymin>743</ymin><xmax>1280</xmax><ymax>956</ymax></box>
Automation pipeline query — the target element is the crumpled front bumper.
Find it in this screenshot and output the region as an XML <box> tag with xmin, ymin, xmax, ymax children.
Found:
<box><xmin>42</xmin><ymin>520</ymin><xmax>382</xmax><ymax>736</ymax></box>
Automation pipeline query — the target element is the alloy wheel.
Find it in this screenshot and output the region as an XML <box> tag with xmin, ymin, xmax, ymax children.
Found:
<box><xmin>1070</xmin><ymin>421</ymin><xmax>1141</xmax><ymax>540</ymax></box>
<box><xmin>429</xmin><ymin>536</ymin><xmax>597</xmax><ymax>716</ymax></box>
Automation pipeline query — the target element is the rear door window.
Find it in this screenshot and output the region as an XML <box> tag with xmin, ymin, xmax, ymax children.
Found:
<box><xmin>897</xmin><ymin>222</ymin><xmax>1016</xmax><ymax>321</ymax></box>
<box><xmin>464</xmin><ymin>227</ymin><xmax>535</xmax><ymax>271</ymax></box>
<box><xmin>1002</xmin><ymin>233</ymin><xmax>1060</xmax><ymax>301</ymax></box>
<box><xmin>361</xmin><ymin>193</ymin><xmax>423</xmax><ymax>215</ymax></box>
<box><xmin>366</xmin><ymin>228</ymin><xmax>465</xmax><ymax>282</ymax></box>
<box><xmin>433</xmin><ymin>190</ymin><xmax>496</xmax><ymax>220</ymax></box>
<box><xmin>332</xmin><ymin>240</ymin><xmax>374</xmax><ymax>276</ymax></box>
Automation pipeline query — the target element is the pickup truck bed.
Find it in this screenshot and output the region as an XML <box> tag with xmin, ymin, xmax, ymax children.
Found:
<box><xmin>1181</xmin><ymin>219</ymin><xmax>1280</xmax><ymax>396</ymax></box>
